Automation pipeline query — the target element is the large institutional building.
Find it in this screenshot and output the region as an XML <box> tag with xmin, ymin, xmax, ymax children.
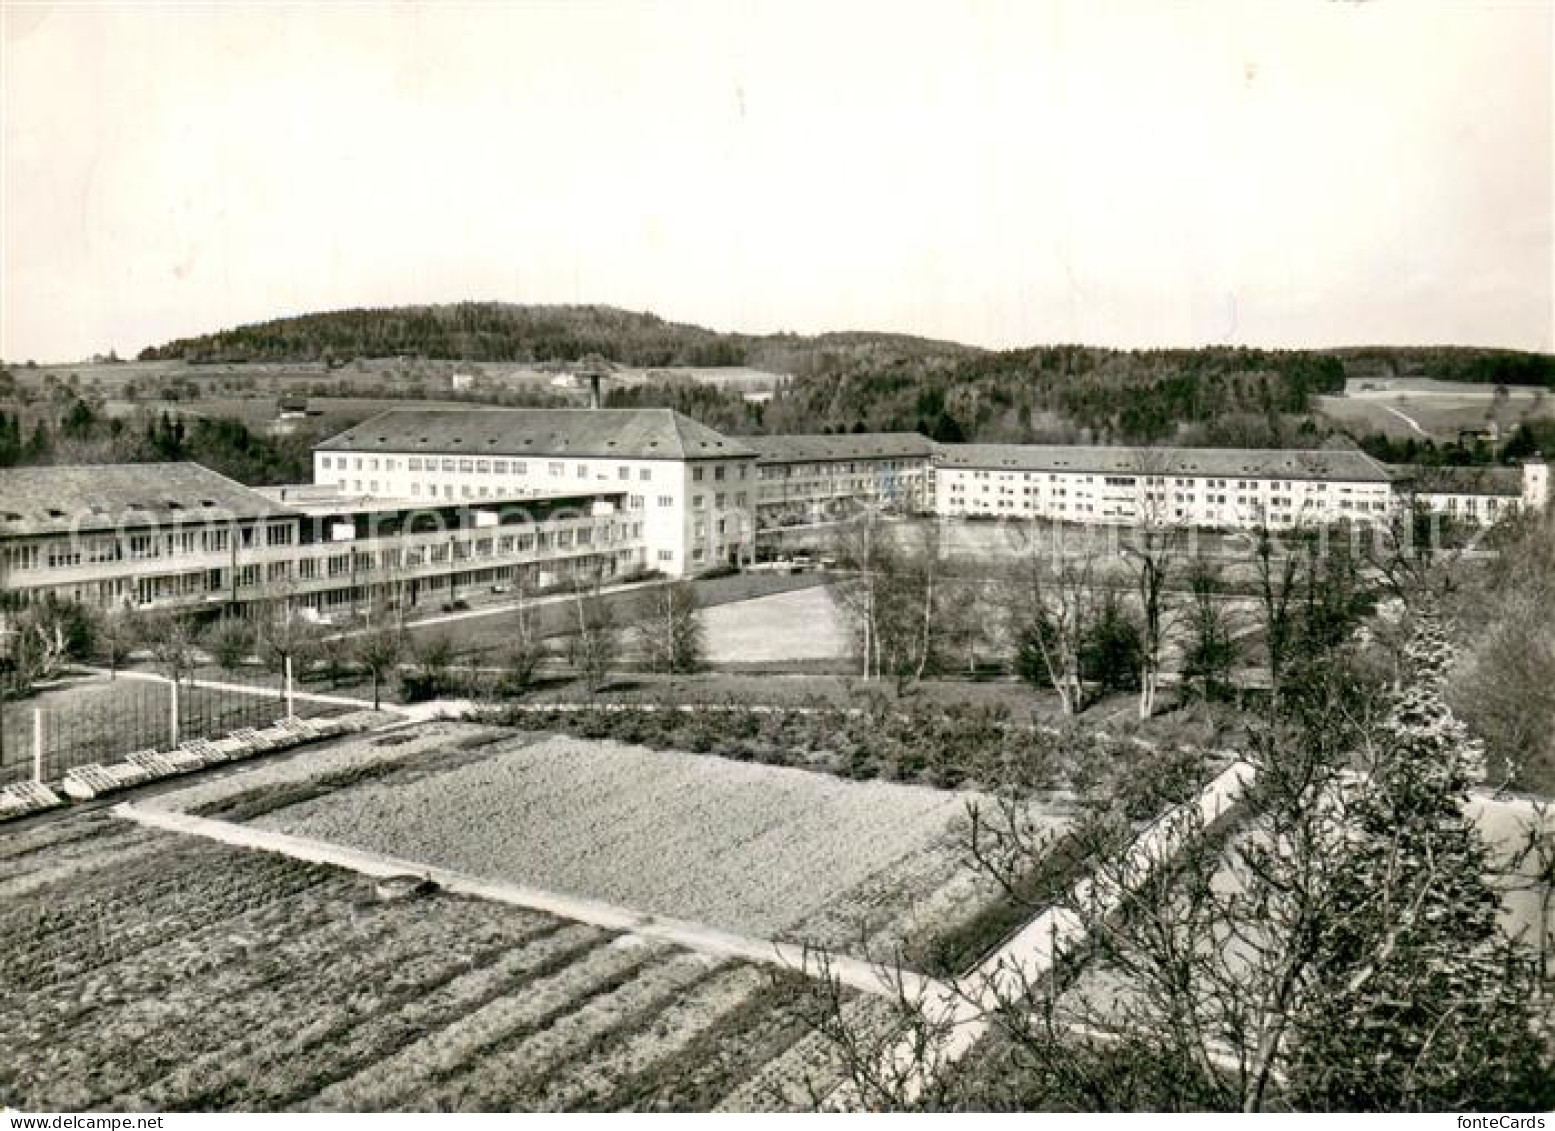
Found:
<box><xmin>0</xmin><ymin>404</ymin><xmax>1546</xmax><ymax>620</ymax></box>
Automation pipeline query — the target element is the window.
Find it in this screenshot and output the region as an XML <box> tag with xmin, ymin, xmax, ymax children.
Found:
<box><xmin>549</xmin><ymin>462</ymin><xmax>565</xmax><ymax>476</ymax></box>
<box><xmin>577</xmin><ymin>464</ymin><xmax>588</xmax><ymax>479</ymax></box>
<box><xmin>714</xmin><ymin>466</ymin><xmax>725</xmax><ymax>481</ymax></box>
<box><xmin>203</xmin><ymin>529</ymin><xmax>229</xmax><ymax>553</ymax></box>
<box><xmin>298</xmin><ymin>558</ymin><xmax>318</xmax><ymax>580</ymax></box>
<box><xmin>494</xmin><ymin>460</ymin><xmax>507</xmax><ymax>474</ymax></box>
<box><xmin>408</xmin><ymin>457</ymin><xmax>422</xmax><ymax>471</ymax></box>
<box><xmin>476</xmin><ymin>459</ymin><xmax>490</xmax><ymax>473</ymax></box>
<box><xmin>657</xmin><ymin>550</ymin><xmax>673</xmax><ymax>562</ymax></box>
<box><xmin>237</xmin><ymin>564</ymin><xmax>261</xmax><ymax>587</ymax></box>
<box><xmin>693</xmin><ymin>495</ymin><xmax>705</xmax><ymax>510</ymax></box>
<box><xmin>321</xmin><ymin>456</ymin><xmax>332</xmax><ymax>469</ymax></box>
<box><xmin>639</xmin><ymin>468</ymin><xmax>651</xmax><ymax>481</ymax></box>
<box><xmin>266</xmin><ymin>561</ymin><xmax>290</xmax><ymax>583</ymax></box>
<box><xmin>458</xmin><ymin>459</ymin><xmax>473</xmax><ymax>473</ymax></box>
<box><xmin>619</xmin><ymin>466</ymin><xmax>630</xmax><ymax>480</ymax></box>
<box><xmin>129</xmin><ymin>534</ymin><xmax>158</xmax><ymax>559</ymax></box>
<box><xmin>512</xmin><ymin>462</ymin><xmax>527</xmax><ymax>475</ymax></box>
<box><xmin>442</xmin><ymin>458</ymin><xmax>456</xmax><ymax>472</ymax></box>
<box><xmin>693</xmin><ymin>467</ymin><xmax>704</xmax><ymax>482</ymax></box>
<box><xmin>657</xmin><ymin>495</ymin><xmax>673</xmax><ymax>507</ymax></box>
<box><xmin>715</xmin><ymin>493</ymin><xmax>725</xmax><ymax>508</ymax></box>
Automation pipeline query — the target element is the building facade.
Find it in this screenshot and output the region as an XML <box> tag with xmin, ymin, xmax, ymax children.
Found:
<box><xmin>0</xmin><ymin>463</ymin><xmax>643</xmax><ymax>618</ymax></box>
<box><xmin>313</xmin><ymin>408</ymin><xmax>757</xmax><ymax>576</ymax></box>
<box><xmin>1402</xmin><ymin>459</ymin><xmax>1549</xmax><ymax>527</ymax></box>
<box><xmin>748</xmin><ymin>433</ymin><xmax>935</xmax><ymax>529</ymax></box>
<box><xmin>932</xmin><ymin>445</ymin><xmax>1399</xmax><ymax>528</ymax></box>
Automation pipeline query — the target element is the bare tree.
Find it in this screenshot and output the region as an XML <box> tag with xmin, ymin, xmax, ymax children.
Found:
<box><xmin>636</xmin><ymin>580</ymin><xmax>704</xmax><ymax>675</ymax></box>
<box><xmin>569</xmin><ymin>577</ymin><xmax>620</xmax><ymax>693</ymax></box>
<box><xmin>1008</xmin><ymin>526</ymin><xmax>1097</xmax><ymax>715</ymax></box>
<box><xmin>492</xmin><ymin>588</ymin><xmax>545</xmax><ymax>698</ymax></box>
<box><xmin>96</xmin><ymin>602</ymin><xmax>140</xmax><ymax>680</ymax></box>
<box><xmin>354</xmin><ymin>602</ymin><xmax>405</xmax><ymax>711</ymax></box>
<box><xmin>141</xmin><ymin>611</ymin><xmax>199</xmax><ymax>686</ymax></box>
<box><xmin>201</xmin><ymin>614</ymin><xmax>254</xmax><ymax>678</ymax></box>
<box><xmin>1178</xmin><ymin>553</ymin><xmax>1236</xmax><ymax>707</ymax></box>
<box><xmin>793</xmin><ymin>625</ymin><xmax>1551</xmax><ymax>1112</ymax></box>
<box><xmin>254</xmin><ymin>597</ymin><xmax>323</xmax><ymax>700</ymax></box>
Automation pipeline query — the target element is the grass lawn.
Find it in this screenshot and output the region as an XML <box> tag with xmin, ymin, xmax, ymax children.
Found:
<box><xmin>700</xmin><ymin>585</ymin><xmax>850</xmax><ymax>664</ymax></box>
<box><xmin>399</xmin><ymin>570</ymin><xmax>830</xmax><ymax>657</ymax></box>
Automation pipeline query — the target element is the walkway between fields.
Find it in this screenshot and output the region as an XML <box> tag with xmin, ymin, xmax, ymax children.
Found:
<box><xmin>112</xmin><ymin>800</ymin><xmax>950</xmax><ymax>1003</ymax></box>
<box><xmin>875</xmin><ymin>757</ymin><xmax>1258</xmax><ymax>1106</ymax></box>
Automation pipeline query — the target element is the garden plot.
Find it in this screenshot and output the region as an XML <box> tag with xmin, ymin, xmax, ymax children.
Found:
<box><xmin>0</xmin><ymin>808</ymin><xmax>834</xmax><ymax>1112</ymax></box>
<box><xmin>699</xmin><ymin>585</ymin><xmax>851</xmax><ymax>664</ymax></box>
<box><xmin>247</xmin><ymin>731</ymin><xmax>1013</xmax><ymax>947</ymax></box>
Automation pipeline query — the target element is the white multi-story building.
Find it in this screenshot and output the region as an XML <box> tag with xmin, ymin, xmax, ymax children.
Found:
<box><xmin>932</xmin><ymin>445</ymin><xmax>1398</xmax><ymax>528</ymax></box>
<box><xmin>314</xmin><ymin>408</ymin><xmax>758</xmax><ymax>576</ymax></box>
<box><xmin>748</xmin><ymin>433</ymin><xmax>935</xmax><ymax>529</ymax></box>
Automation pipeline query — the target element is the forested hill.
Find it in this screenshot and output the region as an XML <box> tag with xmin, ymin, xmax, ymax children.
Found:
<box><xmin>137</xmin><ymin>303</ymin><xmax>976</xmax><ymax>370</ymax></box>
<box><xmin>137</xmin><ymin>304</ymin><xmax>1554</xmax><ymax>446</ymax></box>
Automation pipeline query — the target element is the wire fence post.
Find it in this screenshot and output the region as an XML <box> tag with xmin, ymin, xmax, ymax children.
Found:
<box><xmin>169</xmin><ymin>677</ymin><xmax>180</xmax><ymax>749</ymax></box>
<box><xmin>32</xmin><ymin>708</ymin><xmax>43</xmax><ymax>783</ymax></box>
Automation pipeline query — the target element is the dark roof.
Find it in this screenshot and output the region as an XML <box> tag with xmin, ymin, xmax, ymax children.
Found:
<box><xmin>0</xmin><ymin>463</ymin><xmax>293</xmax><ymax>537</ymax></box>
<box><xmin>746</xmin><ymin>432</ymin><xmax>936</xmax><ymax>464</ymax></box>
<box><xmin>932</xmin><ymin>444</ymin><xmax>1394</xmax><ymax>483</ymax></box>
<box><xmin>315</xmin><ymin>407</ymin><xmax>754</xmax><ymax>460</ymax></box>
<box><xmin>1397</xmin><ymin>465</ymin><xmax>1523</xmax><ymax>498</ymax></box>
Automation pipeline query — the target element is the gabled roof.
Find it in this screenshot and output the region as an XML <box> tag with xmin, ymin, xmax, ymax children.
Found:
<box><xmin>0</xmin><ymin>463</ymin><xmax>293</xmax><ymax>538</ymax></box>
<box><xmin>1396</xmin><ymin>465</ymin><xmax>1524</xmax><ymax>498</ymax></box>
<box><xmin>746</xmin><ymin>432</ymin><xmax>936</xmax><ymax>464</ymax></box>
<box><xmin>315</xmin><ymin>407</ymin><xmax>754</xmax><ymax>460</ymax></box>
<box><xmin>933</xmin><ymin>444</ymin><xmax>1394</xmax><ymax>483</ymax></box>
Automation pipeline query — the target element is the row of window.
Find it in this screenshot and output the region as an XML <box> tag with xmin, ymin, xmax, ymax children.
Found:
<box><xmin>325</xmin><ymin>454</ymin><xmax>764</xmax><ymax>484</ymax></box>
<box><xmin>2</xmin><ymin>524</ymin><xmax>298</xmax><ymax>572</ymax></box>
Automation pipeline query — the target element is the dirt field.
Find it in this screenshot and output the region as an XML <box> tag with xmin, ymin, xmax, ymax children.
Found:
<box><xmin>0</xmin><ymin>716</ymin><xmax>1062</xmax><ymax>1110</ymax></box>
<box><xmin>0</xmin><ymin>809</ymin><xmax>844</xmax><ymax>1112</ymax></box>
<box><xmin>215</xmin><ymin>726</ymin><xmax>1015</xmax><ymax>952</ymax></box>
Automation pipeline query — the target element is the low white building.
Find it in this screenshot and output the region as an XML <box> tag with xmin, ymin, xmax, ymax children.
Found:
<box><xmin>314</xmin><ymin>408</ymin><xmax>757</xmax><ymax>576</ymax></box>
<box><xmin>0</xmin><ymin>463</ymin><xmax>640</xmax><ymax>618</ymax></box>
<box><xmin>932</xmin><ymin>444</ymin><xmax>1397</xmax><ymax>528</ymax></box>
<box><xmin>1399</xmin><ymin>458</ymin><xmax>1549</xmax><ymax>527</ymax></box>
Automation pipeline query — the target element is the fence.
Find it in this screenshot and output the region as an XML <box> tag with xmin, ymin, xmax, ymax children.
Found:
<box><xmin>0</xmin><ymin>674</ymin><xmax>348</xmax><ymax>788</ymax></box>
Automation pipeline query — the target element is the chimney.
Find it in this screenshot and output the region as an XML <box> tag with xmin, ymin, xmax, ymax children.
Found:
<box><xmin>589</xmin><ymin>371</ymin><xmax>601</xmax><ymax>410</ymax></box>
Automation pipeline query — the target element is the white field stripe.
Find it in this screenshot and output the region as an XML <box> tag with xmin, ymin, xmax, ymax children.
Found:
<box><xmin>111</xmin><ymin>800</ymin><xmax>949</xmax><ymax>1004</ymax></box>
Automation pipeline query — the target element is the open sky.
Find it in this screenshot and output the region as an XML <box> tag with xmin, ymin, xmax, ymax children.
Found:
<box><xmin>2</xmin><ymin>1</ymin><xmax>1550</xmax><ymax>363</ymax></box>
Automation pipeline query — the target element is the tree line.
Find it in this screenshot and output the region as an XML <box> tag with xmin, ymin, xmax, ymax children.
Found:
<box><xmin>0</xmin><ymin>400</ymin><xmax>317</xmax><ymax>484</ymax></box>
<box><xmin>127</xmin><ymin>303</ymin><xmax>1554</xmax><ymax>448</ymax></box>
